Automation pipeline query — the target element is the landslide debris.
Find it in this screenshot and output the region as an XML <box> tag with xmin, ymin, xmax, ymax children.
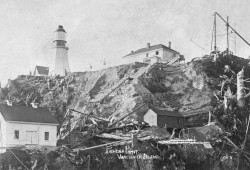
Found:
<box><xmin>1</xmin><ymin>55</ymin><xmax>249</xmax><ymax>136</ymax></box>
<box><xmin>1</xmin><ymin>58</ymin><xmax>215</xmax><ymax>126</ymax></box>
<box><xmin>2</xmin><ymin>54</ymin><xmax>250</xmax><ymax>169</ymax></box>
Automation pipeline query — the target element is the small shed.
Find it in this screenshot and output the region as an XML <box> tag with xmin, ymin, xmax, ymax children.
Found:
<box><xmin>143</xmin><ymin>108</ymin><xmax>185</xmax><ymax>129</ymax></box>
<box><xmin>33</xmin><ymin>65</ymin><xmax>50</xmax><ymax>76</ymax></box>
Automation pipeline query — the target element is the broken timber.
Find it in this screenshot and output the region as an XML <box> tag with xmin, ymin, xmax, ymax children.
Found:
<box><xmin>96</xmin><ymin>133</ymin><xmax>131</xmax><ymax>140</ymax></box>
<box><xmin>72</xmin><ymin>139</ymin><xmax>131</xmax><ymax>152</ymax></box>
<box><xmin>73</xmin><ymin>134</ymin><xmax>139</xmax><ymax>152</ymax></box>
<box><xmin>158</xmin><ymin>139</ymin><xmax>213</xmax><ymax>149</ymax></box>
<box><xmin>72</xmin><ymin>102</ymin><xmax>148</xmax><ymax>147</ymax></box>
<box><xmin>72</xmin><ymin>137</ymin><xmax>212</xmax><ymax>153</ymax></box>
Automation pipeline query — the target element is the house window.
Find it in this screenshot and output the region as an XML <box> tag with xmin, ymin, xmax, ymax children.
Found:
<box><xmin>45</xmin><ymin>132</ymin><xmax>49</xmax><ymax>141</ymax></box>
<box><xmin>14</xmin><ymin>130</ymin><xmax>19</xmax><ymax>139</ymax></box>
<box><xmin>156</xmin><ymin>51</ymin><xmax>159</xmax><ymax>55</ymax></box>
<box><xmin>146</xmin><ymin>53</ymin><xmax>148</xmax><ymax>57</ymax></box>
<box><xmin>178</xmin><ymin>119</ymin><xmax>181</xmax><ymax>124</ymax></box>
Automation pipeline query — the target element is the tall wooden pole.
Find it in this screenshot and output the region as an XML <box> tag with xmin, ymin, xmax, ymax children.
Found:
<box><xmin>226</xmin><ymin>16</ymin><xmax>229</xmax><ymax>55</ymax></box>
<box><xmin>214</xmin><ymin>13</ymin><xmax>217</xmax><ymax>51</ymax></box>
<box><xmin>234</xmin><ymin>24</ymin><xmax>237</xmax><ymax>55</ymax></box>
<box><xmin>227</xmin><ymin>16</ymin><xmax>229</xmax><ymax>55</ymax></box>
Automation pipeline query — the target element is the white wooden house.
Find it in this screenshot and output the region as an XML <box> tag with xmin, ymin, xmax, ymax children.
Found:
<box><xmin>0</xmin><ymin>103</ymin><xmax>58</xmax><ymax>152</ymax></box>
<box><xmin>122</xmin><ymin>42</ymin><xmax>181</xmax><ymax>64</ymax></box>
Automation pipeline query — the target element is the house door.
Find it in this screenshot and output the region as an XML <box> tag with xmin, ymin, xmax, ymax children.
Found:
<box><xmin>26</xmin><ymin>131</ymin><xmax>38</xmax><ymax>144</ymax></box>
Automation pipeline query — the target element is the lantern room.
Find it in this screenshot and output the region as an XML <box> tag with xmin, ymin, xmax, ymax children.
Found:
<box><xmin>54</xmin><ymin>25</ymin><xmax>67</xmax><ymax>46</ymax></box>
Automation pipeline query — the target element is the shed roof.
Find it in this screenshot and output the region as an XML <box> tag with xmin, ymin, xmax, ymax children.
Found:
<box><xmin>0</xmin><ymin>104</ymin><xmax>58</xmax><ymax>124</ymax></box>
<box><xmin>34</xmin><ymin>65</ymin><xmax>50</xmax><ymax>75</ymax></box>
<box><xmin>124</xmin><ymin>44</ymin><xmax>180</xmax><ymax>57</ymax></box>
<box><xmin>150</xmin><ymin>108</ymin><xmax>184</xmax><ymax>117</ymax></box>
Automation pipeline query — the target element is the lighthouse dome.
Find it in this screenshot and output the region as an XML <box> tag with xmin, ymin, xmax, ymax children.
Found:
<box><xmin>55</xmin><ymin>25</ymin><xmax>66</xmax><ymax>33</ymax></box>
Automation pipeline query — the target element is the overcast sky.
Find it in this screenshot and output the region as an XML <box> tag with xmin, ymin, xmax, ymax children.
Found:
<box><xmin>0</xmin><ymin>0</ymin><xmax>250</xmax><ymax>86</ymax></box>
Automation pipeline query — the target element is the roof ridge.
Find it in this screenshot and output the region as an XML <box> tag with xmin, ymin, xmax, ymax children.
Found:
<box><xmin>149</xmin><ymin>107</ymin><xmax>184</xmax><ymax>117</ymax></box>
<box><xmin>36</xmin><ymin>65</ymin><xmax>49</xmax><ymax>68</ymax></box>
<box><xmin>124</xmin><ymin>43</ymin><xmax>179</xmax><ymax>57</ymax></box>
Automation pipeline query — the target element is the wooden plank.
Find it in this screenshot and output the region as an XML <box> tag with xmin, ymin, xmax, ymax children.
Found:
<box><xmin>96</xmin><ymin>133</ymin><xmax>130</xmax><ymax>140</ymax></box>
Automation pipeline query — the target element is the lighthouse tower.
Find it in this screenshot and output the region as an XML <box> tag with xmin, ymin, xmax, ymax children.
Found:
<box><xmin>53</xmin><ymin>25</ymin><xmax>70</xmax><ymax>76</ymax></box>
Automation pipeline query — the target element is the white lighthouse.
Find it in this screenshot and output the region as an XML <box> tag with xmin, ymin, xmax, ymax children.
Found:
<box><xmin>53</xmin><ymin>25</ymin><xmax>70</xmax><ymax>76</ymax></box>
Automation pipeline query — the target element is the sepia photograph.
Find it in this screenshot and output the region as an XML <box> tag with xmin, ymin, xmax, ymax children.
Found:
<box><xmin>0</xmin><ymin>0</ymin><xmax>250</xmax><ymax>169</ymax></box>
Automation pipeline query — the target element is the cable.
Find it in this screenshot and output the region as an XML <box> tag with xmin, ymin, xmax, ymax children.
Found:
<box><xmin>190</xmin><ymin>39</ymin><xmax>206</xmax><ymax>51</ymax></box>
<box><xmin>7</xmin><ymin>148</ymin><xmax>30</xmax><ymax>170</ymax></box>
<box><xmin>217</xmin><ymin>32</ymin><xmax>234</xmax><ymax>37</ymax></box>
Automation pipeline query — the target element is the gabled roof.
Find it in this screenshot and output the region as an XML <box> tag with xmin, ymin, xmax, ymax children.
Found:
<box><xmin>124</xmin><ymin>44</ymin><xmax>180</xmax><ymax>57</ymax></box>
<box><xmin>0</xmin><ymin>104</ymin><xmax>58</xmax><ymax>124</ymax></box>
<box><xmin>150</xmin><ymin>107</ymin><xmax>184</xmax><ymax>117</ymax></box>
<box><xmin>34</xmin><ymin>65</ymin><xmax>50</xmax><ymax>75</ymax></box>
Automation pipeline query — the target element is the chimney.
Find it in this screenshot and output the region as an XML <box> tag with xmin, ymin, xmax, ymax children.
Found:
<box><xmin>31</xmin><ymin>103</ymin><xmax>38</xmax><ymax>108</ymax></box>
<box><xmin>6</xmin><ymin>100</ymin><xmax>12</xmax><ymax>106</ymax></box>
<box><xmin>147</xmin><ymin>43</ymin><xmax>150</xmax><ymax>48</ymax></box>
<box><xmin>131</xmin><ymin>50</ymin><xmax>133</xmax><ymax>53</ymax></box>
<box><xmin>169</xmin><ymin>41</ymin><xmax>171</xmax><ymax>49</ymax></box>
